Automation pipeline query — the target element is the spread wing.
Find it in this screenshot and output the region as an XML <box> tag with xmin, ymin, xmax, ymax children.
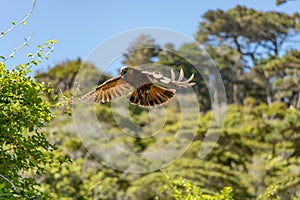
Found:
<box><xmin>141</xmin><ymin>68</ymin><xmax>195</xmax><ymax>88</ymax></box>
<box><xmin>72</xmin><ymin>75</ymin><xmax>133</xmax><ymax>103</ymax></box>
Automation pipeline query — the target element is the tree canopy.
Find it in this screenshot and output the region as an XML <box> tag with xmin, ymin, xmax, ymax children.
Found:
<box><xmin>0</xmin><ymin>42</ymin><xmax>65</xmax><ymax>198</ymax></box>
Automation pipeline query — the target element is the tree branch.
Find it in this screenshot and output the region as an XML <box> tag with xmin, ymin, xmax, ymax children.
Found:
<box><xmin>0</xmin><ymin>174</ymin><xmax>16</xmax><ymax>191</ymax></box>
<box><xmin>0</xmin><ymin>0</ymin><xmax>36</xmax><ymax>39</ymax></box>
<box><xmin>3</xmin><ymin>31</ymin><xmax>34</xmax><ymax>62</ymax></box>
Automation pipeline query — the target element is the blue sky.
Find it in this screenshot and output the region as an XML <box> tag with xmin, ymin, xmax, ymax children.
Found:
<box><xmin>1</xmin><ymin>0</ymin><xmax>300</xmax><ymax>74</ymax></box>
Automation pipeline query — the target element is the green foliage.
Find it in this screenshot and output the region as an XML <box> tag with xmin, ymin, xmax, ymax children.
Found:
<box><xmin>0</xmin><ymin>1</ymin><xmax>64</xmax><ymax>197</ymax></box>
<box><xmin>169</xmin><ymin>178</ymin><xmax>233</xmax><ymax>200</ymax></box>
<box><xmin>37</xmin><ymin>121</ymin><xmax>129</xmax><ymax>199</ymax></box>
<box><xmin>0</xmin><ymin>0</ymin><xmax>35</xmax><ymax>40</ymax></box>
<box><xmin>196</xmin><ymin>6</ymin><xmax>300</xmax><ymax>61</ymax></box>
<box><xmin>0</xmin><ymin>53</ymin><xmax>62</xmax><ymax>198</ymax></box>
<box><xmin>263</xmin><ymin>50</ymin><xmax>300</xmax><ymax>108</ymax></box>
<box><xmin>276</xmin><ymin>0</ymin><xmax>286</xmax><ymax>5</ymax></box>
<box><xmin>36</xmin><ymin>58</ymin><xmax>108</xmax><ymax>103</ymax></box>
<box><xmin>275</xmin><ymin>0</ymin><xmax>298</xmax><ymax>6</ymax></box>
<box><xmin>195</xmin><ymin>6</ymin><xmax>300</xmax><ymax>105</ymax></box>
<box><xmin>258</xmin><ymin>173</ymin><xmax>300</xmax><ymax>200</ymax></box>
<box><xmin>122</xmin><ymin>34</ymin><xmax>160</xmax><ymax>66</ymax></box>
<box><xmin>34</xmin><ymin>6</ymin><xmax>300</xmax><ymax>198</ymax></box>
<box><xmin>36</xmin><ymin>78</ymin><xmax>300</xmax><ymax>199</ymax></box>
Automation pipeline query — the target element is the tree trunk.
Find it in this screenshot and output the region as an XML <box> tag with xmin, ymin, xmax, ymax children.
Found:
<box><xmin>266</xmin><ymin>84</ymin><xmax>272</xmax><ymax>105</ymax></box>
<box><xmin>296</xmin><ymin>92</ymin><xmax>300</xmax><ymax>110</ymax></box>
<box><xmin>233</xmin><ymin>83</ymin><xmax>239</xmax><ymax>104</ymax></box>
<box><xmin>228</xmin><ymin>82</ymin><xmax>233</xmax><ymax>104</ymax></box>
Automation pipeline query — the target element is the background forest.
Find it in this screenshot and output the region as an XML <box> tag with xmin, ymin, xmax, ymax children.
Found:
<box><xmin>1</xmin><ymin>1</ymin><xmax>300</xmax><ymax>199</ymax></box>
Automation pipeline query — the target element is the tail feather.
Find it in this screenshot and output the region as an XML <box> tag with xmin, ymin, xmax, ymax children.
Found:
<box><xmin>128</xmin><ymin>83</ymin><xmax>175</xmax><ymax>107</ymax></box>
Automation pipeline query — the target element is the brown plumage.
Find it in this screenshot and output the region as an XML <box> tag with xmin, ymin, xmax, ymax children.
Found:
<box><xmin>71</xmin><ymin>66</ymin><xmax>195</xmax><ymax>107</ymax></box>
<box><xmin>129</xmin><ymin>83</ymin><xmax>175</xmax><ymax>107</ymax></box>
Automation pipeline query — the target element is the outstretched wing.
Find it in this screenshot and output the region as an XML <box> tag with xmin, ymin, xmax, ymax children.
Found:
<box><xmin>141</xmin><ymin>68</ymin><xmax>195</xmax><ymax>88</ymax></box>
<box><xmin>72</xmin><ymin>75</ymin><xmax>133</xmax><ymax>103</ymax></box>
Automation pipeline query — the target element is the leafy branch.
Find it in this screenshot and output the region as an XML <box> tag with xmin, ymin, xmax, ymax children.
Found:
<box><xmin>0</xmin><ymin>0</ymin><xmax>62</xmax><ymax>198</ymax></box>
<box><xmin>1</xmin><ymin>31</ymin><xmax>34</xmax><ymax>62</ymax></box>
<box><xmin>26</xmin><ymin>39</ymin><xmax>59</xmax><ymax>67</ymax></box>
<box><xmin>0</xmin><ymin>0</ymin><xmax>36</xmax><ymax>39</ymax></box>
<box><xmin>0</xmin><ymin>0</ymin><xmax>37</xmax><ymax>63</ymax></box>
<box><xmin>0</xmin><ymin>174</ymin><xmax>16</xmax><ymax>192</ymax></box>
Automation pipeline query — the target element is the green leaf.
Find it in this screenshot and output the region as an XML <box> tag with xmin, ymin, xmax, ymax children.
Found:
<box><xmin>0</xmin><ymin>183</ymin><xmax>6</xmax><ymax>190</ymax></box>
<box><xmin>55</xmin><ymin>102</ymin><xmax>61</xmax><ymax>108</ymax></box>
<box><xmin>22</xmin><ymin>21</ymin><xmax>27</xmax><ymax>26</ymax></box>
<box><xmin>27</xmin><ymin>53</ymin><xmax>33</xmax><ymax>57</ymax></box>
